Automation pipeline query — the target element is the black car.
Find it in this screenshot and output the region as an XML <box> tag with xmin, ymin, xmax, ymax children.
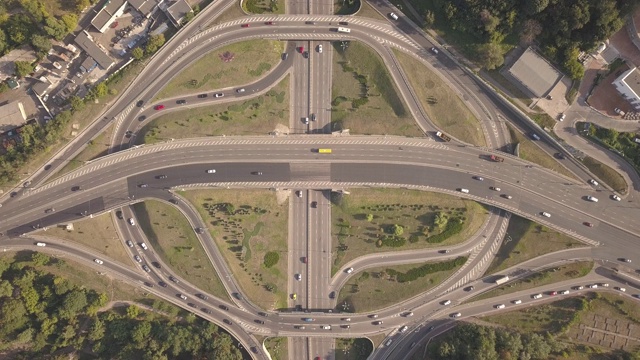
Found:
<box><xmin>305</xmin><ymin>21</ymin><xmax>315</xmax><ymax>24</ymax></box>
<box><xmin>116</xmin><ymin>210</ymin><xmax>123</xmax><ymax>219</ymax></box>
<box><xmin>197</xmin><ymin>293</ymin><xmax>209</xmax><ymax>300</ymax></box>
<box><xmin>136</xmin><ymin>100</ymin><xmax>144</xmax><ymax>107</ymax></box>
<box><xmin>339</xmin><ymin>21</ymin><xmax>349</xmax><ymax>25</ymax></box>
<box><xmin>258</xmin><ymin>312</ymin><xmax>269</xmax><ymax>317</ymax></box>
<box><xmin>188</xmin><ymin>303</ymin><xmax>197</xmax><ymax>308</ymax></box>
<box><xmin>138</xmin><ymin>115</ymin><xmax>146</xmax><ymax>121</ymax></box>
<box><xmin>176</xmin><ymin>99</ymin><xmax>187</xmax><ymax>104</ymax></box>
<box><xmin>250</xmin><ymin>347</ymin><xmax>258</xmax><ymax>354</ymax></box>
<box><xmin>203</xmin><ymin>308</ymin><xmax>212</xmax><ymax>314</ymax></box>
<box><xmin>195</xmin><ymin>227</ymin><xmax>204</xmax><ymax>234</ymax></box>
<box><xmin>144</xmin><ymin>282</ymin><xmax>154</xmax><ymax>288</ymax></box>
<box><xmin>169</xmin><ymin>276</ymin><xmax>179</xmax><ymax>283</ymax></box>
<box><xmin>71</xmin><ymin>185</ymin><xmax>82</xmax><ymax>191</ymax></box>
<box><xmin>464</xmin><ymin>286</ymin><xmax>475</xmax><ymax>291</ymax></box>
<box><xmin>219</xmin><ymin>305</ymin><xmax>229</xmax><ymax>311</ymax></box>
<box><xmin>329</xmin><ymin>291</ymin><xmax>336</xmax><ymax>299</ymax></box>
<box><xmin>197</xmin><ymin>94</ymin><xmax>208</xmax><ymax>98</ymax></box>
<box><xmin>254</xmin><ymin>319</ymin><xmax>265</xmax><ymax>324</ymax></box>
<box><xmin>282</xmin><ymin>53</ymin><xmax>288</xmax><ymax>61</ymax></box>
<box><xmin>303</xmin><ymin>51</ymin><xmax>309</xmax><ymax>58</ymax></box>
<box><xmin>223</xmin><ymin>319</ymin><xmax>232</xmax><ymax>325</ymax></box>
<box><xmin>311</xmin><ymin>201</ymin><xmax>318</xmax><ymax>208</ymax></box>
<box><xmin>158</xmin><ymin>281</ymin><xmax>168</xmax><ymax>288</ymax></box>
<box><xmin>554</xmin><ymin>152</ymin><xmax>565</xmax><ymax>159</ymax></box>
<box><xmin>151</xmin><ymin>261</ymin><xmax>161</xmax><ymax>269</ymax></box>
<box><xmin>169</xmin><ymin>199</ymin><xmax>178</xmax><ymax>204</ymax></box>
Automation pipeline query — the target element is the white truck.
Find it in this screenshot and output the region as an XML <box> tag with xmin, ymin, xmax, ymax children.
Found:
<box><xmin>337</xmin><ymin>27</ymin><xmax>351</xmax><ymax>33</ymax></box>
<box><xmin>495</xmin><ymin>275</ymin><xmax>510</xmax><ymax>285</ymax></box>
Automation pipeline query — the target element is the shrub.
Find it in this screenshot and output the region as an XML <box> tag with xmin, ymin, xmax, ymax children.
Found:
<box><xmin>426</xmin><ymin>217</ymin><xmax>463</xmax><ymax>243</ymax></box>
<box><xmin>263</xmin><ymin>251</ymin><xmax>279</xmax><ymax>268</ymax></box>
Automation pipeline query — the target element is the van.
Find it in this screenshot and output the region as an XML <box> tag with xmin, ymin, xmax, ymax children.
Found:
<box><xmin>459</xmin><ymin>188</ymin><xmax>469</xmax><ymax>193</ymax></box>
<box><xmin>389</xmin><ymin>12</ymin><xmax>399</xmax><ymax>20</ymax></box>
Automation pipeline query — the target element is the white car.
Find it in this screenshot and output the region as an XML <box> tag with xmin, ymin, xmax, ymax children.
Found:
<box><xmin>601</xmin><ymin>283</ymin><xmax>609</xmax><ymax>287</ymax></box>
<box><xmin>134</xmin><ymin>255</ymin><xmax>142</xmax><ymax>263</ymax></box>
<box><xmin>541</xmin><ymin>212</ymin><xmax>551</xmax><ymax>218</ymax></box>
<box><xmin>616</xmin><ymin>287</ymin><xmax>626</xmax><ymax>292</ymax></box>
<box><xmin>346</xmin><ymin>267</ymin><xmax>354</xmax><ymax>274</ymax></box>
<box><xmin>36</xmin><ymin>242</ymin><xmax>47</xmax><ymax>247</ymax></box>
<box><xmin>126</xmin><ymin>240</ymin><xmax>134</xmax><ymax>247</ymax></box>
<box><xmin>140</xmin><ymin>243</ymin><xmax>148</xmax><ymax>250</ymax></box>
<box><xmin>207</xmin><ymin>169</ymin><xmax>216</xmax><ymax>173</ymax></box>
<box><xmin>586</xmin><ymin>196</ymin><xmax>598</xmax><ymax>202</ymax></box>
<box><xmin>490</xmin><ymin>186</ymin><xmax>501</xmax><ymax>191</ymax></box>
<box><xmin>588</xmin><ymin>179</ymin><xmax>599</xmax><ymax>186</ymax></box>
<box><xmin>296</xmin><ymin>190</ymin><xmax>302</xmax><ymax>198</ymax></box>
<box><xmin>179</xmin><ymin>294</ymin><xmax>188</xmax><ymax>300</ymax></box>
<box><xmin>559</xmin><ymin>113</ymin><xmax>566</xmax><ymax>121</ymax></box>
<box><xmin>443</xmin><ymin>300</ymin><xmax>451</xmax><ymax>305</ymax></box>
<box><xmin>560</xmin><ymin>290</ymin><xmax>570</xmax><ymax>295</ymax></box>
<box><xmin>495</xmin><ymin>304</ymin><xmax>506</xmax><ymax>309</ymax></box>
<box><xmin>128</xmin><ymin>218</ymin><xmax>135</xmax><ymax>226</ymax></box>
<box><xmin>459</xmin><ymin>188</ymin><xmax>469</xmax><ymax>193</ymax></box>
<box><xmin>588</xmin><ymin>284</ymin><xmax>598</xmax><ymax>289</ymax></box>
<box><xmin>532</xmin><ymin>293</ymin><xmax>542</xmax><ymax>299</ymax></box>
<box><xmin>295</xmin><ymin>273</ymin><xmax>301</xmax><ymax>281</ymax></box>
<box><xmin>430</xmin><ymin>47</ymin><xmax>439</xmax><ymax>54</ymax></box>
<box><xmin>451</xmin><ymin>312</ymin><xmax>462</xmax><ymax>318</ymax></box>
<box><xmin>575</xmin><ymin>285</ymin><xmax>584</xmax><ymax>290</ymax></box>
<box><xmin>399</xmin><ymin>326</ymin><xmax>408</xmax><ymax>333</ymax></box>
<box><xmin>512</xmin><ymin>299</ymin><xmax>522</xmax><ymax>304</ymax></box>
<box><xmin>389</xmin><ymin>12</ymin><xmax>398</xmax><ymax>20</ymax></box>
<box><xmin>317</xmin><ymin>44</ymin><xmax>322</xmax><ymax>53</ymax></box>
<box><xmin>612</xmin><ymin>195</ymin><xmax>621</xmax><ymax>201</ymax></box>
<box><xmin>94</xmin><ymin>259</ymin><xmax>104</xmax><ymax>265</ymax></box>
<box><xmin>321</xmin><ymin>325</ymin><xmax>331</xmax><ymax>330</ymax></box>
<box><xmin>214</xmin><ymin>93</ymin><xmax>224</xmax><ymax>98</ymax></box>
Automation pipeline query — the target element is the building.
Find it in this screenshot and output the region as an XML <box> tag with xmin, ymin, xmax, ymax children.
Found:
<box><xmin>128</xmin><ymin>0</ymin><xmax>160</xmax><ymax>17</ymax></box>
<box><xmin>31</xmin><ymin>78</ymin><xmax>51</xmax><ymax>98</ymax></box>
<box><xmin>0</xmin><ymin>102</ymin><xmax>27</xmax><ymax>126</ymax></box>
<box><xmin>91</xmin><ymin>0</ymin><xmax>128</xmax><ymax>33</ymax></box>
<box><xmin>74</xmin><ymin>31</ymin><xmax>115</xmax><ymax>71</ymax></box>
<box><xmin>80</xmin><ymin>56</ymin><xmax>98</xmax><ymax>74</ymax></box>
<box><xmin>505</xmin><ymin>47</ymin><xmax>564</xmax><ymax>98</ymax></box>
<box><xmin>613</xmin><ymin>67</ymin><xmax>640</xmax><ymax>110</ymax></box>
<box><xmin>161</xmin><ymin>0</ymin><xmax>193</xmax><ymax>27</ymax></box>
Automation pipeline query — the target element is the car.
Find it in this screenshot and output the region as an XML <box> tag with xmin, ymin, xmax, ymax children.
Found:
<box><xmin>402</xmin><ymin>311</ymin><xmax>414</xmax><ymax>317</ymax></box>
<box><xmin>241</xmin><ymin>24</ymin><xmax>250</xmax><ymax>27</ymax></box>
<box><xmin>531</xmin><ymin>133</ymin><xmax>541</xmax><ymax>140</ymax></box>
<box><xmin>389</xmin><ymin>12</ymin><xmax>399</xmax><ymax>20</ymax></box>
<box><xmin>586</xmin><ymin>195</ymin><xmax>598</xmax><ymax>202</ymax></box>
<box><xmin>214</xmin><ymin>93</ymin><xmax>224</xmax><ymax>98</ymax></box>
<box><xmin>169</xmin><ymin>276</ymin><xmax>179</xmax><ymax>283</ymax></box>
<box><xmin>303</xmin><ymin>51</ymin><xmax>309</xmax><ymax>58</ymax></box>
<box><xmin>369</xmin><ymin>314</ymin><xmax>379</xmax><ymax>319</ymax></box>
<box><xmin>116</xmin><ymin>211</ymin><xmax>124</xmax><ymax>219</ymax></box>
<box><xmin>339</xmin><ymin>21</ymin><xmax>349</xmax><ymax>25</ymax></box>
<box><xmin>197</xmin><ymin>94</ymin><xmax>208</xmax><ymax>98</ymax></box>
<box><xmin>329</xmin><ymin>291</ymin><xmax>336</xmax><ymax>299</ymax></box>
<box><xmin>490</xmin><ymin>186</ymin><xmax>501</xmax><ymax>191</ymax></box>
<box><xmin>295</xmin><ymin>273</ymin><xmax>301</xmax><ymax>281</ymax></box>
<box><xmin>134</xmin><ymin>255</ymin><xmax>142</xmax><ymax>263</ymax></box>
<box><xmin>72</xmin><ymin>185</ymin><xmax>82</xmax><ymax>191</ymax></box>
<box><xmin>219</xmin><ymin>305</ymin><xmax>229</xmax><ymax>311</ymax></box>
<box><xmin>620</xmin><ymin>258</ymin><xmax>632</xmax><ymax>263</ymax></box>
<box><xmin>291</xmin><ymin>293</ymin><xmax>297</xmax><ymax>300</ymax></box>
<box><xmin>346</xmin><ymin>267</ymin><xmax>354</xmax><ymax>274</ymax></box>
<box><xmin>554</xmin><ymin>152</ymin><xmax>565</xmax><ymax>159</ymax></box>
<box><xmin>341</xmin><ymin>324</ymin><xmax>350</xmax><ymax>329</ymax></box>
<box><xmin>473</xmin><ymin>176</ymin><xmax>484</xmax><ymax>181</ymax></box>
<box><xmin>399</xmin><ymin>326</ymin><xmax>408</xmax><ymax>333</ymax></box>
<box><xmin>154</xmin><ymin>105</ymin><xmax>165</xmax><ymax>110</ymax></box>
<box><xmin>295</xmin><ymin>325</ymin><xmax>306</xmax><ymax>329</ymax></box>
<box><xmin>549</xmin><ymin>291</ymin><xmax>558</xmax><ymax>296</ymax></box>
<box><xmin>140</xmin><ymin>243</ymin><xmax>148</xmax><ymax>250</ymax></box>
<box><xmin>495</xmin><ymin>304</ymin><xmax>506</xmax><ymax>309</ymax></box>
<box><xmin>601</xmin><ymin>283</ymin><xmax>610</xmax><ymax>287</ymax></box>
<box><xmin>142</xmin><ymin>265</ymin><xmax>150</xmax><ymax>272</ymax></box>
<box><xmin>236</xmin><ymin>88</ymin><xmax>245</xmax><ymax>93</ymax></box>
<box><xmin>281</xmin><ymin>52</ymin><xmax>288</xmax><ymax>60</ymax></box>
<box><xmin>303</xmin><ymin>117</ymin><xmax>309</xmax><ymax>124</ymax></box>
<box><xmin>465</xmin><ymin>286</ymin><xmax>475</xmax><ymax>292</ymax></box>
<box><xmin>197</xmin><ymin>294</ymin><xmax>209</xmax><ymax>300</ymax></box>
<box><xmin>255</xmin><ymin>319</ymin><xmax>265</xmax><ymax>324</ymax></box>
<box><xmin>302</xmin><ymin>318</ymin><xmax>315</xmax><ymax>322</ymax></box>
<box><xmin>342</xmin><ymin>317</ymin><xmax>351</xmax><ymax>321</ymax></box>
<box><xmin>144</xmin><ymin>282</ymin><xmax>154</xmax><ymax>288</ymax></box>
<box><xmin>501</xmin><ymin>194</ymin><xmax>513</xmax><ymax>199</ymax></box>
<box><xmin>169</xmin><ymin>199</ymin><xmax>178</xmax><ymax>204</ymax></box>
<box><xmin>258</xmin><ymin>312</ymin><xmax>269</xmax><ymax>317</ymax></box>
<box><xmin>588</xmin><ymin>284</ymin><xmax>598</xmax><ymax>289</ymax></box>
<box><xmin>612</xmin><ymin>194</ymin><xmax>622</xmax><ymax>201</ymax></box>
<box><xmin>305</xmin><ymin>21</ymin><xmax>316</xmax><ymax>25</ymax></box>
<box><xmin>451</xmin><ymin>312</ymin><xmax>462</xmax><ymax>318</ymax></box>
<box><xmin>45</xmin><ymin>208</ymin><xmax>55</xmax><ymax>213</ymax></box>
<box><xmin>512</xmin><ymin>299</ymin><xmax>522</xmax><ymax>304</ymax></box>
<box><xmin>559</xmin><ymin>113</ymin><xmax>566</xmax><ymax>121</ymax></box>
<box><xmin>152</xmin><ymin>261</ymin><xmax>161</xmax><ymax>269</ymax></box>
<box><xmin>532</xmin><ymin>293</ymin><xmax>543</xmax><ymax>299</ymax></box>
<box><xmin>317</xmin><ymin>44</ymin><xmax>322</xmax><ymax>53</ymax></box>
<box><xmin>156</xmin><ymin>175</ymin><xmax>167</xmax><ymax>179</ymax></box>
<box><xmin>296</xmin><ymin>190</ymin><xmax>302</xmax><ymax>198</ymax></box>
<box><xmin>206</xmin><ymin>169</ymin><xmax>216</xmax><ymax>173</ymax></box>
<box><xmin>459</xmin><ymin>188</ymin><xmax>470</xmax><ymax>193</ymax></box>
<box><xmin>575</xmin><ymin>285</ymin><xmax>584</xmax><ymax>290</ymax></box>
<box><xmin>311</xmin><ymin>113</ymin><xmax>316</xmax><ymax>121</ymax></box>
<box><xmin>541</xmin><ymin>212</ymin><xmax>551</xmax><ymax>218</ymax></box>
<box><xmin>128</xmin><ymin>218</ymin><xmax>135</xmax><ymax>226</ymax></box>
<box><xmin>588</xmin><ymin>179</ymin><xmax>599</xmax><ymax>186</ymax></box>
<box><xmin>138</xmin><ymin>183</ymin><xmax>148</xmax><ymax>188</ymax></box>
<box><xmin>373</xmin><ymin>321</ymin><xmax>383</xmax><ymax>325</ymax></box>
<box><xmin>158</xmin><ymin>281</ymin><xmax>168</xmax><ymax>287</ymax></box>
<box><xmin>560</xmin><ymin>290</ymin><xmax>570</xmax><ymax>295</ymax></box>
<box><xmin>203</xmin><ymin>308</ymin><xmax>212</xmax><ymax>314</ymax></box>
<box><xmin>442</xmin><ymin>300</ymin><xmax>452</xmax><ymax>305</ymax></box>
<box><xmin>94</xmin><ymin>259</ymin><xmax>104</xmax><ymax>265</ymax></box>
<box><xmin>439</xmin><ymin>249</ymin><xmax>450</xmax><ymax>254</ymax></box>
<box><xmin>430</xmin><ymin>47</ymin><xmax>439</xmax><ymax>54</ymax></box>
<box><xmin>298</xmin><ymin>46</ymin><xmax>304</xmax><ymax>53</ymax></box>
<box><xmin>195</xmin><ymin>227</ymin><xmax>204</xmax><ymax>234</ymax></box>
<box><xmin>223</xmin><ymin>319</ymin><xmax>232</xmax><ymax>325</ymax></box>
<box><xmin>311</xmin><ymin>201</ymin><xmax>317</xmax><ymax>208</ymax></box>
<box><xmin>36</xmin><ymin>242</ymin><xmax>47</xmax><ymax>247</ymax></box>
<box><xmin>616</xmin><ymin>287</ymin><xmax>626</xmax><ymax>292</ymax></box>
<box><xmin>302</xmin><ymin>257</ymin><xmax>307</xmax><ymax>264</ymax></box>
<box><xmin>321</xmin><ymin>325</ymin><xmax>331</xmax><ymax>329</ymax></box>
<box><xmin>136</xmin><ymin>100</ymin><xmax>144</xmax><ymax>107</ymax></box>
<box><xmin>265</xmin><ymin>21</ymin><xmax>274</xmax><ymax>25</ymax></box>
<box><xmin>176</xmin><ymin>99</ymin><xmax>187</xmax><ymax>104</ymax></box>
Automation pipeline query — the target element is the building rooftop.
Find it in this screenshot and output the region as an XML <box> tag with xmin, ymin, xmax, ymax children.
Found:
<box><xmin>620</xmin><ymin>67</ymin><xmax>640</xmax><ymax>98</ymax></box>
<box><xmin>74</xmin><ymin>31</ymin><xmax>114</xmax><ymax>70</ymax></box>
<box><xmin>166</xmin><ymin>0</ymin><xmax>192</xmax><ymax>26</ymax></box>
<box><xmin>129</xmin><ymin>0</ymin><xmax>159</xmax><ymax>15</ymax></box>
<box><xmin>507</xmin><ymin>47</ymin><xmax>563</xmax><ymax>98</ymax></box>
<box><xmin>0</xmin><ymin>102</ymin><xmax>27</xmax><ymax>126</ymax></box>
<box><xmin>31</xmin><ymin>79</ymin><xmax>51</xmax><ymax>97</ymax></box>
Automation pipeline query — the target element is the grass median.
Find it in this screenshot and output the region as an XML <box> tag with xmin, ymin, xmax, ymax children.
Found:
<box><xmin>471</xmin><ymin>261</ymin><xmax>594</xmax><ymax>303</ymax></box>
<box><xmin>394</xmin><ymin>49</ymin><xmax>485</xmax><ymax>146</ymax></box>
<box><xmin>337</xmin><ymin>257</ymin><xmax>467</xmax><ymax>313</ymax></box>
<box><xmin>44</xmin><ymin>212</ymin><xmax>130</xmax><ymax>266</ymax></box>
<box><xmin>55</xmin><ymin>128</ymin><xmax>113</xmax><ymax>177</ymax></box>
<box><xmin>155</xmin><ymin>40</ymin><xmax>284</xmax><ymax>100</ymax></box>
<box><xmin>485</xmin><ymin>215</ymin><xmax>587</xmax><ymax>275</ymax></box>
<box><xmin>581</xmin><ymin>156</ymin><xmax>627</xmax><ymax>194</ymax></box>
<box><xmin>331</xmin><ymin>188</ymin><xmax>487</xmax><ymax>275</ymax></box>
<box><xmin>264</xmin><ymin>337</ymin><xmax>287</xmax><ymax>360</ymax></box>
<box><xmin>132</xmin><ymin>200</ymin><xmax>229</xmax><ymax>301</ymax></box>
<box><xmin>331</xmin><ymin>41</ymin><xmax>421</xmax><ymax>136</ymax></box>
<box><xmin>336</xmin><ymin>338</ymin><xmax>373</xmax><ymax>360</ymax></box>
<box><xmin>179</xmin><ymin>189</ymin><xmax>289</xmax><ymax>310</ymax></box>
<box><xmin>140</xmin><ymin>75</ymin><xmax>289</xmax><ymax>143</ymax></box>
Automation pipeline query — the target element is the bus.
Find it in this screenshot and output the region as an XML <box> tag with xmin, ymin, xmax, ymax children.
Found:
<box><xmin>337</xmin><ymin>27</ymin><xmax>351</xmax><ymax>33</ymax></box>
<box><xmin>318</xmin><ymin>149</ymin><xmax>332</xmax><ymax>154</ymax></box>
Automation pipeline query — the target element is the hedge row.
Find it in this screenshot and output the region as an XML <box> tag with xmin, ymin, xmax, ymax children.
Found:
<box><xmin>426</xmin><ymin>217</ymin><xmax>463</xmax><ymax>243</ymax></box>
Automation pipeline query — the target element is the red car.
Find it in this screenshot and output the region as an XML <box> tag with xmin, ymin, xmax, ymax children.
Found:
<box><xmin>241</xmin><ymin>24</ymin><xmax>250</xmax><ymax>28</ymax></box>
<box><xmin>549</xmin><ymin>291</ymin><xmax>557</xmax><ymax>296</ymax></box>
<box><xmin>265</xmin><ymin>21</ymin><xmax>274</xmax><ymax>25</ymax></box>
<box><xmin>298</xmin><ymin>46</ymin><xmax>304</xmax><ymax>53</ymax></box>
<box><xmin>154</xmin><ymin>104</ymin><xmax>165</xmax><ymax>110</ymax></box>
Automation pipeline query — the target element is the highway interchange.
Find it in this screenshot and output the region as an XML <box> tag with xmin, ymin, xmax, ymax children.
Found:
<box><xmin>2</xmin><ymin>1</ymin><xmax>640</xmax><ymax>359</ymax></box>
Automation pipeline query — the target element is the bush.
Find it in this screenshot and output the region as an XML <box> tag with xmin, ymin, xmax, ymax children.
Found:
<box><xmin>426</xmin><ymin>217</ymin><xmax>463</xmax><ymax>243</ymax></box>
<box><xmin>387</xmin><ymin>257</ymin><xmax>467</xmax><ymax>283</ymax></box>
<box><xmin>380</xmin><ymin>235</ymin><xmax>406</xmax><ymax>247</ymax></box>
<box><xmin>263</xmin><ymin>251</ymin><xmax>279</xmax><ymax>268</ymax></box>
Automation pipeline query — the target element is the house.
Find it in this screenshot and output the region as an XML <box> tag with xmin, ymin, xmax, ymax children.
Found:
<box><xmin>613</xmin><ymin>67</ymin><xmax>640</xmax><ymax>110</ymax></box>
<box><xmin>0</xmin><ymin>102</ymin><xmax>27</xmax><ymax>126</ymax></box>
<box><xmin>128</xmin><ymin>0</ymin><xmax>160</xmax><ymax>17</ymax></box>
<box><xmin>91</xmin><ymin>0</ymin><xmax>128</xmax><ymax>33</ymax></box>
<box><xmin>74</xmin><ymin>31</ymin><xmax>115</xmax><ymax>71</ymax></box>
<box><xmin>161</xmin><ymin>0</ymin><xmax>193</xmax><ymax>27</ymax></box>
<box><xmin>80</xmin><ymin>56</ymin><xmax>98</xmax><ymax>74</ymax></box>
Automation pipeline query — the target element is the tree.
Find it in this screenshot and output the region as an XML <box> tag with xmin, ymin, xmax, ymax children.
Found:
<box><xmin>88</xmin><ymin>318</ymin><xmax>105</xmax><ymax>341</ymax></box>
<box><xmin>14</xmin><ymin>60</ymin><xmax>34</xmax><ymax>78</ymax></box>
<box><xmin>31</xmin><ymin>251</ymin><xmax>50</xmax><ymax>266</ymax></box>
<box><xmin>0</xmin><ymin>298</ymin><xmax>28</xmax><ymax>336</ymax></box>
<box><xmin>69</xmin><ymin>96</ymin><xmax>85</xmax><ymax>112</ymax></box>
<box><xmin>424</xmin><ymin>10</ymin><xmax>435</xmax><ymax>27</ymax></box>
<box><xmin>61</xmin><ymin>13</ymin><xmax>78</xmax><ymax>33</ymax></box>
<box><xmin>44</xmin><ymin>17</ymin><xmax>68</xmax><ymax>41</ymax></box>
<box><xmin>0</xmin><ymin>29</ymin><xmax>7</xmax><ymax>55</ymax></box>
<box><xmin>524</xmin><ymin>0</ymin><xmax>549</xmax><ymax>15</ymax></box>
<box><xmin>433</xmin><ymin>212</ymin><xmax>448</xmax><ymax>230</ymax></box>
<box><xmin>263</xmin><ymin>251</ymin><xmax>279</xmax><ymax>268</ymax></box>
<box><xmin>58</xmin><ymin>290</ymin><xmax>87</xmax><ymax>318</ymax></box>
<box><xmin>75</xmin><ymin>0</ymin><xmax>90</xmax><ymax>13</ymax></box>
<box><xmin>131</xmin><ymin>321</ymin><xmax>151</xmax><ymax>345</ymax></box>
<box><xmin>479</xmin><ymin>9</ymin><xmax>500</xmax><ymax>34</ymax></box>
<box><xmin>0</xmin><ymin>280</ymin><xmax>12</xmax><ymax>298</ymax></box>
<box><xmin>126</xmin><ymin>304</ymin><xmax>140</xmax><ymax>318</ymax></box>
<box><xmin>475</xmin><ymin>42</ymin><xmax>504</xmax><ymax>70</ymax></box>
<box><xmin>366</xmin><ymin>213</ymin><xmax>373</xmax><ymax>222</ymax></box>
<box><xmin>520</xmin><ymin>19</ymin><xmax>542</xmax><ymax>44</ymax></box>
<box><xmin>563</xmin><ymin>47</ymin><xmax>585</xmax><ymax>80</ymax></box>
<box><xmin>131</xmin><ymin>47</ymin><xmax>144</xmax><ymax>60</ymax></box>
<box><xmin>145</xmin><ymin>34</ymin><xmax>165</xmax><ymax>55</ymax></box>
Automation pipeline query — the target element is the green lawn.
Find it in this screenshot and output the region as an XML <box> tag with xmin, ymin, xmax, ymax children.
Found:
<box><xmin>243</xmin><ymin>0</ymin><xmax>285</xmax><ymax>14</ymax></box>
<box><xmin>394</xmin><ymin>49</ymin><xmax>485</xmax><ymax>146</ymax></box>
<box><xmin>485</xmin><ymin>215</ymin><xmax>586</xmax><ymax>275</ymax></box>
<box><xmin>140</xmin><ymin>75</ymin><xmax>289</xmax><ymax>143</ymax></box>
<box><xmin>264</xmin><ymin>337</ymin><xmax>288</xmax><ymax>360</ymax></box>
<box><xmin>55</xmin><ymin>127</ymin><xmax>112</xmax><ymax>177</ymax></box>
<box><xmin>179</xmin><ymin>190</ymin><xmax>289</xmax><ymax>310</ymax></box>
<box><xmin>336</xmin><ymin>338</ymin><xmax>374</xmax><ymax>360</ymax></box>
<box><xmin>331</xmin><ymin>42</ymin><xmax>422</xmax><ymax>136</ymax></box>
<box><xmin>332</xmin><ymin>188</ymin><xmax>488</xmax><ymax>274</ymax></box>
<box><xmin>155</xmin><ymin>40</ymin><xmax>284</xmax><ymax>100</ymax></box>
<box><xmin>581</xmin><ymin>156</ymin><xmax>628</xmax><ymax>194</ymax></box>
<box><xmin>471</xmin><ymin>261</ymin><xmax>593</xmax><ymax>302</ymax></box>
<box><xmin>44</xmin><ymin>212</ymin><xmax>131</xmax><ymax>266</ymax></box>
<box><xmin>485</xmin><ymin>70</ymin><xmax>533</xmax><ymax>107</ymax></box>
<box><xmin>132</xmin><ymin>200</ymin><xmax>229</xmax><ymax>301</ymax></box>
<box><xmin>336</xmin><ymin>258</ymin><xmax>466</xmax><ymax>313</ymax></box>
<box><xmin>352</xmin><ymin>1</ymin><xmax>386</xmax><ymax>20</ymax></box>
<box><xmin>209</xmin><ymin>3</ymin><xmax>247</xmax><ymax>26</ymax></box>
